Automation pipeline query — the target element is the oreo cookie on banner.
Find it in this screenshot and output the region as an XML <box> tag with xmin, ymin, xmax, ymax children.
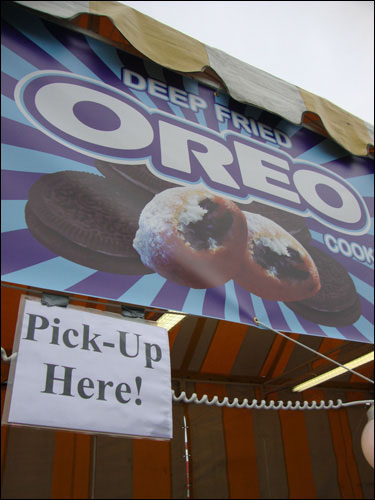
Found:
<box><xmin>285</xmin><ymin>246</ymin><xmax>362</xmax><ymax>327</ymax></box>
<box><xmin>95</xmin><ymin>160</ymin><xmax>180</xmax><ymax>208</ymax></box>
<box><xmin>25</xmin><ymin>171</ymin><xmax>153</xmax><ymax>275</ymax></box>
<box><xmin>237</xmin><ymin>200</ymin><xmax>312</xmax><ymax>245</ymax></box>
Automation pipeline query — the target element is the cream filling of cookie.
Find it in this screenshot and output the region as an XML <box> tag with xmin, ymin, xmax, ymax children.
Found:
<box><xmin>252</xmin><ymin>238</ymin><xmax>309</xmax><ymax>281</ymax></box>
<box><xmin>178</xmin><ymin>198</ymin><xmax>233</xmax><ymax>251</ymax></box>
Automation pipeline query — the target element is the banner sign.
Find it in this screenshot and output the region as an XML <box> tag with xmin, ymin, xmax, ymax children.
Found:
<box><xmin>2</xmin><ymin>4</ymin><xmax>374</xmax><ymax>343</ymax></box>
<box><xmin>4</xmin><ymin>296</ymin><xmax>172</xmax><ymax>439</ymax></box>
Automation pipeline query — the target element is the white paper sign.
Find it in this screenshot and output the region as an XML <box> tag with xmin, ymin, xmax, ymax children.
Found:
<box><xmin>6</xmin><ymin>297</ymin><xmax>172</xmax><ymax>439</ymax></box>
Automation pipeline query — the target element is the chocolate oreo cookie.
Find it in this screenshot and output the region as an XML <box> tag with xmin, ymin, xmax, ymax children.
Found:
<box><xmin>25</xmin><ymin>170</ymin><xmax>153</xmax><ymax>275</ymax></box>
<box><xmin>237</xmin><ymin>201</ymin><xmax>312</xmax><ymax>245</ymax></box>
<box><xmin>95</xmin><ymin>160</ymin><xmax>179</xmax><ymax>207</ymax></box>
<box><xmin>285</xmin><ymin>246</ymin><xmax>361</xmax><ymax>326</ymax></box>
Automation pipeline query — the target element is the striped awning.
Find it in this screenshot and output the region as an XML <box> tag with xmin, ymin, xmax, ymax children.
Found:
<box><xmin>14</xmin><ymin>0</ymin><xmax>374</xmax><ymax>158</ymax></box>
<box><xmin>1</xmin><ymin>284</ymin><xmax>374</xmax><ymax>498</ymax></box>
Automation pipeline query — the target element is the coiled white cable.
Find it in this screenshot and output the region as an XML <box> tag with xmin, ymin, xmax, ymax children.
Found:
<box><xmin>172</xmin><ymin>390</ymin><xmax>373</xmax><ymax>410</ymax></box>
<box><xmin>2</xmin><ymin>347</ymin><xmax>373</xmax><ymax>410</ymax></box>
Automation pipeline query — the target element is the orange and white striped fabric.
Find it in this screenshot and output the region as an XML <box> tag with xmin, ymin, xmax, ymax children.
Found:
<box><xmin>1</xmin><ymin>286</ymin><xmax>373</xmax><ymax>498</ymax></box>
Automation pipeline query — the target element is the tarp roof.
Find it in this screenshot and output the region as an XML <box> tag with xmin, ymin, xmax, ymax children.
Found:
<box><xmin>13</xmin><ymin>0</ymin><xmax>374</xmax><ymax>158</ymax></box>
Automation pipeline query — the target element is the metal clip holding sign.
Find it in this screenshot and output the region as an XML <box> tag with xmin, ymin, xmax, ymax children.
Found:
<box><xmin>41</xmin><ymin>293</ymin><xmax>69</xmax><ymax>308</ymax></box>
<box><xmin>121</xmin><ymin>305</ymin><xmax>145</xmax><ymax>319</ymax></box>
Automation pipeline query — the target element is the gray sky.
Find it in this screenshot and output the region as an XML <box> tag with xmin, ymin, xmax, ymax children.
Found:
<box><xmin>119</xmin><ymin>1</ymin><xmax>374</xmax><ymax>125</ymax></box>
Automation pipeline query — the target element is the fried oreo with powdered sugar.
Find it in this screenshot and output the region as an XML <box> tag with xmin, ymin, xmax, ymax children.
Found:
<box><xmin>133</xmin><ymin>186</ymin><xmax>248</xmax><ymax>289</ymax></box>
<box><xmin>234</xmin><ymin>212</ymin><xmax>320</xmax><ymax>302</ymax></box>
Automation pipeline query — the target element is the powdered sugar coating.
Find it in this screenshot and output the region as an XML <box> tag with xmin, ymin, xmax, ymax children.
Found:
<box><xmin>177</xmin><ymin>192</ymin><xmax>208</xmax><ymax>227</ymax></box>
<box><xmin>133</xmin><ymin>187</ymin><xmax>213</xmax><ymax>268</ymax></box>
<box><xmin>244</xmin><ymin>212</ymin><xmax>295</xmax><ymax>260</ymax></box>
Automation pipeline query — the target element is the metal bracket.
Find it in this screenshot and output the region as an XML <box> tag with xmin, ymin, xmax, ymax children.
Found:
<box><xmin>41</xmin><ymin>293</ymin><xmax>69</xmax><ymax>307</ymax></box>
<box><xmin>121</xmin><ymin>305</ymin><xmax>145</xmax><ymax>319</ymax></box>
